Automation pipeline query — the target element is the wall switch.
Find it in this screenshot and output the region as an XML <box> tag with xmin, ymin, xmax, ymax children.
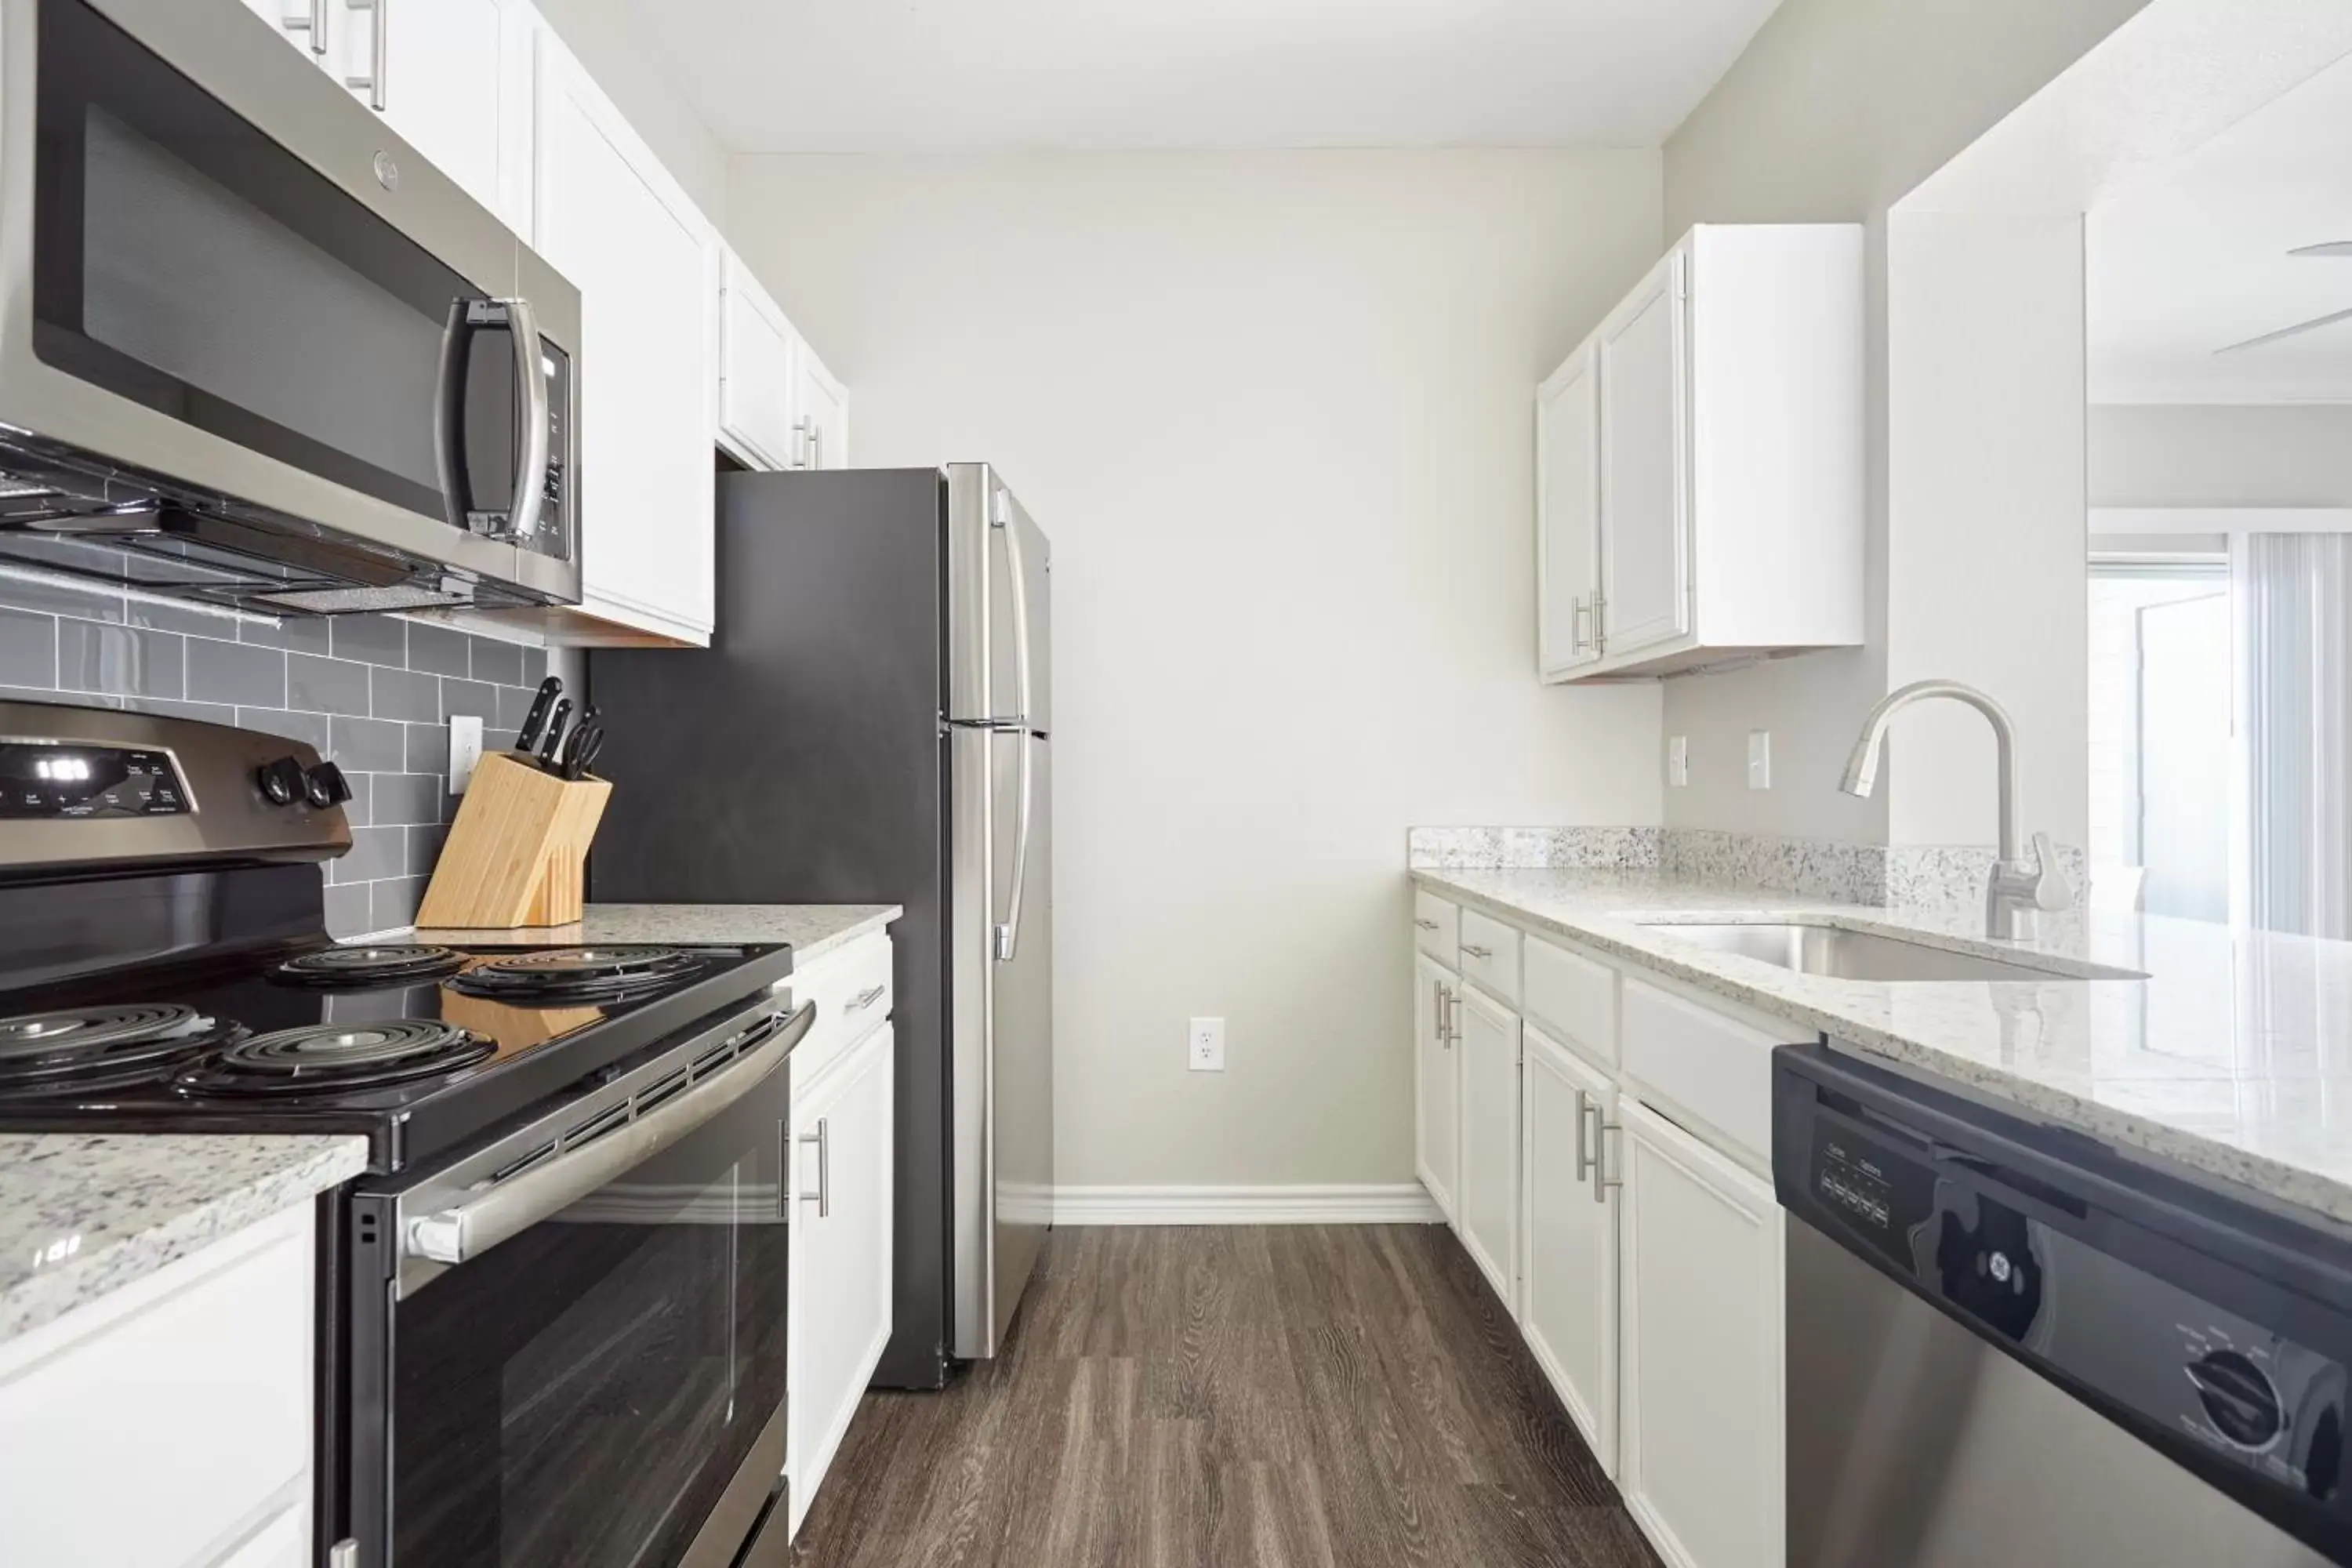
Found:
<box><xmin>448</xmin><ymin>716</ymin><xmax>485</xmax><ymax>795</ymax></box>
<box><xmin>1668</xmin><ymin>735</ymin><xmax>1690</xmax><ymax>788</ymax></box>
<box><xmin>1747</xmin><ymin>730</ymin><xmax>1772</xmax><ymax>790</ymax></box>
<box><xmin>1188</xmin><ymin>1017</ymin><xmax>1226</xmax><ymax>1073</ymax></box>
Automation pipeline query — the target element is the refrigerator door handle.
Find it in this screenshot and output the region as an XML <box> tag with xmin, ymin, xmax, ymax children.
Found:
<box><xmin>993</xmin><ymin>492</ymin><xmax>1038</xmax><ymax>964</ymax></box>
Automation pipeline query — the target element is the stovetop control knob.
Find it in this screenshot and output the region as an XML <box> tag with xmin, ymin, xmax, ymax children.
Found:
<box><xmin>2187</xmin><ymin>1348</ymin><xmax>2283</xmax><ymax>1451</ymax></box>
<box><xmin>255</xmin><ymin>755</ymin><xmax>306</xmax><ymax>808</ymax></box>
<box><xmin>303</xmin><ymin>761</ymin><xmax>353</xmax><ymax>810</ymax></box>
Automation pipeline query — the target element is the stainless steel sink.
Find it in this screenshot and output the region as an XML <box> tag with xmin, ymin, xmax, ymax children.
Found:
<box><xmin>1635</xmin><ymin>921</ymin><xmax>2143</xmax><ymax>983</ymax></box>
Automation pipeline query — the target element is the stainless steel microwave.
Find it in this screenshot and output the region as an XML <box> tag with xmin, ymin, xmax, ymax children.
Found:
<box><xmin>0</xmin><ymin>0</ymin><xmax>582</xmax><ymax>615</ymax></box>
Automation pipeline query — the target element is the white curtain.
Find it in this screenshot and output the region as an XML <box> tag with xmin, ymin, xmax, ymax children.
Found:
<box><xmin>2242</xmin><ymin>533</ymin><xmax>2352</xmax><ymax>938</ymax></box>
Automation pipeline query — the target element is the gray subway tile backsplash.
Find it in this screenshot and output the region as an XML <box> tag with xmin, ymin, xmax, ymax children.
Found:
<box><xmin>372</xmin><ymin>771</ymin><xmax>441</xmax><ymax>827</ymax></box>
<box><xmin>287</xmin><ymin>653</ymin><xmax>372</xmax><ymax>717</ymax></box>
<box><xmin>0</xmin><ymin>610</ymin><xmax>56</xmax><ymax>688</ymax></box>
<box><xmin>59</xmin><ymin>620</ymin><xmax>183</xmax><ymax>699</ymax></box>
<box><xmin>330</xmin><ymin>615</ymin><xmax>407</xmax><ymax>668</ymax></box>
<box><xmin>330</xmin><ymin>714</ymin><xmax>409</xmax><ymax>773</ymax></box>
<box><xmin>405</xmin><ymin>622</ymin><xmax>472</xmax><ymax>678</ymax></box>
<box><xmin>470</xmin><ymin>636</ymin><xmax>523</xmax><ymax>686</ymax></box>
<box><xmin>370</xmin><ymin>666</ymin><xmax>440</xmax><ymax>724</ymax></box>
<box><xmin>0</xmin><ymin>568</ymin><xmax>550</xmax><ymax>939</ymax></box>
<box><xmin>187</xmin><ymin>637</ymin><xmax>287</xmax><ymax>707</ymax></box>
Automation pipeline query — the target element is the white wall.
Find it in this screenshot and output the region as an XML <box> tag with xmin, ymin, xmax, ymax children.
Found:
<box><xmin>726</xmin><ymin>151</ymin><xmax>1665</xmax><ymax>1187</ymax></box>
<box><xmin>2090</xmin><ymin>404</ymin><xmax>2352</xmax><ymax>508</ymax></box>
<box><xmin>1657</xmin><ymin>0</ymin><xmax>2154</xmax><ymax>844</ymax></box>
<box><xmin>532</xmin><ymin>0</ymin><xmax>728</xmax><ymax>221</ymax></box>
<box><xmin>1884</xmin><ymin>215</ymin><xmax>2089</xmax><ymax>846</ymax></box>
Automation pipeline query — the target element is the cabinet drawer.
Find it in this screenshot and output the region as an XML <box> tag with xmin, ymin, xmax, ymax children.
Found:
<box><xmin>1620</xmin><ymin>975</ymin><xmax>1790</xmax><ymax>1166</ymax></box>
<box><xmin>789</xmin><ymin>932</ymin><xmax>894</xmax><ymax>1090</ymax></box>
<box><xmin>1524</xmin><ymin>936</ymin><xmax>1616</xmax><ymax>1066</ymax></box>
<box><xmin>0</xmin><ymin>1206</ymin><xmax>311</xmax><ymax>1568</ymax></box>
<box><xmin>1457</xmin><ymin>909</ymin><xmax>1522</xmax><ymax>1006</ymax></box>
<box><xmin>1413</xmin><ymin>890</ymin><xmax>1459</xmax><ymax>966</ymax></box>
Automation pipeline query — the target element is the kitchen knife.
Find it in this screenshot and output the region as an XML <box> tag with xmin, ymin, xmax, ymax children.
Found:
<box><xmin>537</xmin><ymin>698</ymin><xmax>573</xmax><ymax>770</ymax></box>
<box><xmin>514</xmin><ymin>676</ymin><xmax>562</xmax><ymax>753</ymax></box>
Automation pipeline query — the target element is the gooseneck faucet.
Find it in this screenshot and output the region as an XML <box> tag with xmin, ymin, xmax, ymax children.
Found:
<box><xmin>1839</xmin><ymin>679</ymin><xmax>2072</xmax><ymax>941</ymax></box>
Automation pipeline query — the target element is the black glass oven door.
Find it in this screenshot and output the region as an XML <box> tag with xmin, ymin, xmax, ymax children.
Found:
<box><xmin>355</xmin><ymin>1014</ymin><xmax>797</xmax><ymax>1568</ymax></box>
<box><xmin>19</xmin><ymin>0</ymin><xmax>571</xmax><ymax>582</ymax></box>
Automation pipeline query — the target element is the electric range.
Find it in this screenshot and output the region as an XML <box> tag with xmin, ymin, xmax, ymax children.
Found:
<box><xmin>0</xmin><ymin>935</ymin><xmax>793</xmax><ymax>1171</ymax></box>
<box><xmin>0</xmin><ymin>699</ymin><xmax>811</xmax><ymax>1568</ymax></box>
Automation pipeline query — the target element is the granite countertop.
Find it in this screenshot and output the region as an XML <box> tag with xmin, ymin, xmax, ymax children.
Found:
<box><xmin>0</xmin><ymin>1134</ymin><xmax>368</xmax><ymax>1347</ymax></box>
<box><xmin>1413</xmin><ymin>867</ymin><xmax>2352</xmax><ymax>1226</ymax></box>
<box><xmin>414</xmin><ymin>903</ymin><xmax>902</xmax><ymax>968</ymax></box>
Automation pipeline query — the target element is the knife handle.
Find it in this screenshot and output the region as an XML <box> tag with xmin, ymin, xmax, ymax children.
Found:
<box><xmin>516</xmin><ymin>675</ymin><xmax>561</xmax><ymax>752</ymax></box>
<box><xmin>538</xmin><ymin>698</ymin><xmax>573</xmax><ymax>766</ymax></box>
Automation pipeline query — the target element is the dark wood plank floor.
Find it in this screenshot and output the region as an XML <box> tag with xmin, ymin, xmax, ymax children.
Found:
<box><xmin>792</xmin><ymin>1225</ymin><xmax>1665</xmax><ymax>1567</ymax></box>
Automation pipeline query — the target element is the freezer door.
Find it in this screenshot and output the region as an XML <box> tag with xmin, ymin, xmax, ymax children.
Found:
<box><xmin>946</xmin><ymin>465</ymin><xmax>1051</xmax><ymax>732</ymax></box>
<box><xmin>949</xmin><ymin>726</ymin><xmax>1054</xmax><ymax>1359</ymax></box>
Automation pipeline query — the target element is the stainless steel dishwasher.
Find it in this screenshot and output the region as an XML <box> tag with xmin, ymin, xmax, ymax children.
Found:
<box><xmin>1773</xmin><ymin>1043</ymin><xmax>2351</xmax><ymax>1567</ymax></box>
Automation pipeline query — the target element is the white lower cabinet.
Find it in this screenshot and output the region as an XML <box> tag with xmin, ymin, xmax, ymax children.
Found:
<box><xmin>1454</xmin><ymin>980</ymin><xmax>1523</xmax><ymax>1311</ymax></box>
<box><xmin>787</xmin><ymin>1017</ymin><xmax>895</xmax><ymax>1539</ymax></box>
<box><xmin>0</xmin><ymin>1203</ymin><xmax>314</xmax><ymax>1568</ymax></box>
<box><xmin>1408</xmin><ymin>897</ymin><xmax>1788</xmax><ymax>1568</ymax></box>
<box><xmin>1618</xmin><ymin>1098</ymin><xmax>1784</xmax><ymax>1568</ymax></box>
<box><xmin>1520</xmin><ymin>1025</ymin><xmax>1619</xmax><ymax>1476</ymax></box>
<box><xmin>1414</xmin><ymin>953</ymin><xmax>1459</xmax><ymax>1222</ymax></box>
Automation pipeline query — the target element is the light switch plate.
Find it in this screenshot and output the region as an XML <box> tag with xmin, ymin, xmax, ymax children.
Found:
<box><xmin>448</xmin><ymin>716</ymin><xmax>485</xmax><ymax>795</ymax></box>
<box><xmin>1668</xmin><ymin>735</ymin><xmax>1690</xmax><ymax>788</ymax></box>
<box><xmin>1747</xmin><ymin>730</ymin><xmax>1771</xmax><ymax>790</ymax></box>
<box><xmin>1189</xmin><ymin>1017</ymin><xmax>1226</xmax><ymax>1072</ymax></box>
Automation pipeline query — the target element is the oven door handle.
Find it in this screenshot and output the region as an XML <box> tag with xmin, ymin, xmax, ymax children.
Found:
<box><xmin>405</xmin><ymin>1000</ymin><xmax>816</xmax><ymax>1268</ymax></box>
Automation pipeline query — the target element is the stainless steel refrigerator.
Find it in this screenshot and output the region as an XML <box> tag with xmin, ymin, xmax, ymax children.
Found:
<box><xmin>589</xmin><ymin>464</ymin><xmax>1052</xmax><ymax>1385</ymax></box>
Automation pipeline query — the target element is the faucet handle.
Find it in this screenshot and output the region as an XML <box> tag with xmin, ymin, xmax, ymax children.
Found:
<box><xmin>2028</xmin><ymin>831</ymin><xmax>2073</xmax><ymax>911</ymax></box>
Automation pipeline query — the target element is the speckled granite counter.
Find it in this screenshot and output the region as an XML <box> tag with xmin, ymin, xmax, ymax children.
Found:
<box><xmin>0</xmin><ymin>1134</ymin><xmax>367</xmax><ymax>1346</ymax></box>
<box><xmin>1414</xmin><ymin>867</ymin><xmax>2352</xmax><ymax>1226</ymax></box>
<box><xmin>414</xmin><ymin>904</ymin><xmax>902</xmax><ymax>967</ymax></box>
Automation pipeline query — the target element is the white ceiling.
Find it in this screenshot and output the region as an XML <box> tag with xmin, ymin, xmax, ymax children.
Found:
<box><xmin>622</xmin><ymin>0</ymin><xmax>1784</xmax><ymax>154</ymax></box>
<box><xmin>2090</xmin><ymin>49</ymin><xmax>2352</xmax><ymax>404</ymax></box>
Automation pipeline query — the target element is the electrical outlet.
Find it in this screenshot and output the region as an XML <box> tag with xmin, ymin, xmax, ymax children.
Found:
<box><xmin>1188</xmin><ymin>1017</ymin><xmax>1226</xmax><ymax>1073</ymax></box>
<box><xmin>1668</xmin><ymin>735</ymin><xmax>1690</xmax><ymax>788</ymax></box>
<box><xmin>448</xmin><ymin>716</ymin><xmax>485</xmax><ymax>795</ymax></box>
<box><xmin>1747</xmin><ymin>730</ymin><xmax>1772</xmax><ymax>790</ymax></box>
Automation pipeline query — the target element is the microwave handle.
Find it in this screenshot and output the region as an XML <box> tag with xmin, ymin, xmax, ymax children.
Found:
<box><xmin>430</xmin><ymin>297</ymin><xmax>551</xmax><ymax>543</ymax></box>
<box><xmin>405</xmin><ymin>1000</ymin><xmax>815</xmax><ymax>1267</ymax></box>
<box><xmin>503</xmin><ymin>296</ymin><xmax>551</xmax><ymax>544</ymax></box>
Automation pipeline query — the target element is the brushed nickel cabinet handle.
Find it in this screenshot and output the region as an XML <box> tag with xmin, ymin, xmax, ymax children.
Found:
<box><xmin>1462</xmin><ymin>943</ymin><xmax>1493</xmax><ymax>960</ymax></box>
<box><xmin>799</xmin><ymin>1117</ymin><xmax>831</xmax><ymax>1218</ymax></box>
<box><xmin>850</xmin><ymin>984</ymin><xmax>885</xmax><ymax>1012</ymax></box>
<box><xmin>1594</xmin><ymin>1120</ymin><xmax>1622</xmax><ymax>1203</ymax></box>
<box><xmin>1574</xmin><ymin>1090</ymin><xmax>1594</xmax><ymax>1183</ymax></box>
<box><xmin>283</xmin><ymin>0</ymin><xmax>328</xmax><ymax>55</ymax></box>
<box><xmin>343</xmin><ymin>0</ymin><xmax>387</xmax><ymax>111</ymax></box>
<box><xmin>1414</xmin><ymin>917</ymin><xmax>1439</xmax><ymax>931</ymax></box>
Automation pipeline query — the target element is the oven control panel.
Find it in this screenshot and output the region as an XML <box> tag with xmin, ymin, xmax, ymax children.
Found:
<box><xmin>0</xmin><ymin>742</ymin><xmax>190</xmax><ymax>818</ymax></box>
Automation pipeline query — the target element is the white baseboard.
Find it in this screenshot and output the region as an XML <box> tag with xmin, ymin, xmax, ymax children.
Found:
<box><xmin>1050</xmin><ymin>1183</ymin><xmax>1443</xmax><ymax>1226</ymax></box>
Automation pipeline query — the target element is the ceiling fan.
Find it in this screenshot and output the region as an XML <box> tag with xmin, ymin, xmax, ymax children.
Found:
<box><xmin>2216</xmin><ymin>241</ymin><xmax>2352</xmax><ymax>354</ymax></box>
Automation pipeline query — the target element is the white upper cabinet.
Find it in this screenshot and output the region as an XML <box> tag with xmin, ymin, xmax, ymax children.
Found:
<box><xmin>245</xmin><ymin>0</ymin><xmax>533</xmax><ymax>232</ymax></box>
<box><xmin>342</xmin><ymin>0</ymin><xmax>529</xmax><ymax>226</ymax></box>
<box><xmin>1596</xmin><ymin>250</ymin><xmax>1691</xmax><ymax>660</ymax></box>
<box><xmin>717</xmin><ymin>248</ymin><xmax>801</xmax><ymax>473</ymax></box>
<box><xmin>1537</xmin><ymin>340</ymin><xmax>1602</xmax><ymax>679</ymax></box>
<box><xmin>1537</xmin><ymin>224</ymin><xmax>1864</xmax><ymax>681</ymax></box>
<box><xmin>797</xmin><ymin>340</ymin><xmax>851</xmax><ymax>471</ymax></box>
<box><xmin>532</xmin><ymin>31</ymin><xmax>720</xmax><ymax>645</ymax></box>
<box><xmin>718</xmin><ymin>248</ymin><xmax>853</xmax><ymax>474</ymax></box>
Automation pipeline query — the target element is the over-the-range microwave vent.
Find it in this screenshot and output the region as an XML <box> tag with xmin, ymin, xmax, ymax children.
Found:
<box><xmin>0</xmin><ymin>437</ymin><xmax>562</xmax><ymax>617</ymax></box>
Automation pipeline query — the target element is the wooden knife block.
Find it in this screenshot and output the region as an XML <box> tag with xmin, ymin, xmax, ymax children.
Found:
<box><xmin>416</xmin><ymin>751</ymin><xmax>610</xmax><ymax>929</ymax></box>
